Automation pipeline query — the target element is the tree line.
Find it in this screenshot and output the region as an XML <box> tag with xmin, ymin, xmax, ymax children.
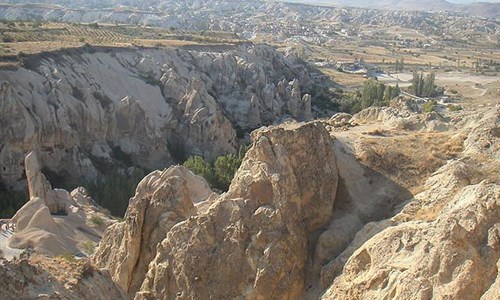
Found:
<box><xmin>183</xmin><ymin>145</ymin><xmax>249</xmax><ymax>192</ymax></box>
<box><xmin>410</xmin><ymin>71</ymin><xmax>444</xmax><ymax>98</ymax></box>
<box><xmin>336</xmin><ymin>79</ymin><xmax>401</xmax><ymax>114</ymax></box>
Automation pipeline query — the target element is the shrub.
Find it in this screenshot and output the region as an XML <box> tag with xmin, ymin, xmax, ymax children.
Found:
<box><xmin>184</xmin><ymin>145</ymin><xmax>249</xmax><ymax>191</ymax></box>
<box><xmin>447</xmin><ymin>104</ymin><xmax>463</xmax><ymax>111</ymax></box>
<box><xmin>90</xmin><ymin>215</ymin><xmax>104</xmax><ymax>226</ymax></box>
<box><xmin>82</xmin><ymin>240</ymin><xmax>95</xmax><ymax>255</ymax></box>
<box><xmin>58</xmin><ymin>253</ymin><xmax>76</xmax><ymax>262</ymax></box>
<box><xmin>214</xmin><ymin>154</ymin><xmax>242</xmax><ymax>190</ymax></box>
<box><xmin>422</xmin><ymin>100</ymin><xmax>438</xmax><ymax>113</ymax></box>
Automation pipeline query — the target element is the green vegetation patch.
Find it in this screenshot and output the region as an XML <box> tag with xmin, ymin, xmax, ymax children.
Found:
<box><xmin>183</xmin><ymin>145</ymin><xmax>249</xmax><ymax>191</ymax></box>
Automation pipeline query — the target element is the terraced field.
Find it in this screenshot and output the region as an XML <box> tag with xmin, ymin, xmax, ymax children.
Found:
<box><xmin>0</xmin><ymin>20</ymin><xmax>242</xmax><ymax>67</ymax></box>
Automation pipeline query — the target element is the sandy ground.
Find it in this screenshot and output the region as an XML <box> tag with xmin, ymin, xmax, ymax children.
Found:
<box><xmin>0</xmin><ymin>224</ymin><xmax>23</xmax><ymax>260</ymax></box>
<box><xmin>381</xmin><ymin>72</ymin><xmax>499</xmax><ymax>85</ymax></box>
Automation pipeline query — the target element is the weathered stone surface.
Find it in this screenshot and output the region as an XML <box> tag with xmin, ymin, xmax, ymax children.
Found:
<box><xmin>93</xmin><ymin>166</ymin><xmax>214</xmax><ymax>295</ymax></box>
<box><xmin>0</xmin><ymin>256</ymin><xmax>128</xmax><ymax>300</ymax></box>
<box><xmin>0</xmin><ymin>44</ymin><xmax>314</xmax><ymax>189</ymax></box>
<box><xmin>319</xmin><ymin>105</ymin><xmax>500</xmax><ymax>300</ymax></box>
<box><xmin>321</xmin><ymin>181</ymin><xmax>499</xmax><ymax>300</ymax></box>
<box><xmin>8</xmin><ymin>152</ymin><xmax>114</xmax><ymax>256</ymax></box>
<box><xmin>24</xmin><ymin>151</ymin><xmax>73</xmax><ymax>214</ymax></box>
<box><xmin>93</xmin><ymin>121</ymin><xmax>339</xmax><ymax>299</ymax></box>
<box><xmin>134</xmin><ymin>122</ymin><xmax>337</xmax><ymax>300</ymax></box>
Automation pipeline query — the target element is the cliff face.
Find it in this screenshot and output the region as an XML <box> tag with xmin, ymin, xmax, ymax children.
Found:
<box><xmin>0</xmin><ymin>44</ymin><xmax>314</xmax><ymax>189</ymax></box>
<box><xmin>321</xmin><ymin>181</ymin><xmax>499</xmax><ymax>300</ymax></box>
<box><xmin>94</xmin><ymin>121</ymin><xmax>339</xmax><ymax>299</ymax></box>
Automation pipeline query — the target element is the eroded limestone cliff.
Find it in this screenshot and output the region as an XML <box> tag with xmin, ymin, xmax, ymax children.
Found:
<box><xmin>0</xmin><ymin>44</ymin><xmax>315</xmax><ymax>190</ymax></box>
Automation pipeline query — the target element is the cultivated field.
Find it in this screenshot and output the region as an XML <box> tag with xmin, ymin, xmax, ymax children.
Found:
<box><xmin>0</xmin><ymin>20</ymin><xmax>242</xmax><ymax>67</ymax></box>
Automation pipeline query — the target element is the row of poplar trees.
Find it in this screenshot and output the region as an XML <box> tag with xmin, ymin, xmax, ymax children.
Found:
<box><xmin>410</xmin><ymin>72</ymin><xmax>443</xmax><ymax>98</ymax></box>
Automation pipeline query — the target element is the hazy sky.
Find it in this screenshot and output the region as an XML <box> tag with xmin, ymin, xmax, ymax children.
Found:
<box><xmin>447</xmin><ymin>0</ymin><xmax>500</xmax><ymax>3</ymax></box>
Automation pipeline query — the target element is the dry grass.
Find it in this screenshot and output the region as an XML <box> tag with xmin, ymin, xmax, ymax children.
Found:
<box><xmin>356</xmin><ymin>131</ymin><xmax>465</xmax><ymax>192</ymax></box>
<box><xmin>318</xmin><ymin>67</ymin><xmax>366</xmax><ymax>89</ymax></box>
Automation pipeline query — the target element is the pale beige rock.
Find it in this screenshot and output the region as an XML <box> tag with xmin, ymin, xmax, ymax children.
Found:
<box><xmin>93</xmin><ymin>166</ymin><xmax>213</xmax><ymax>295</ymax></box>
<box><xmin>0</xmin><ymin>256</ymin><xmax>128</xmax><ymax>300</ymax></box>
<box><xmin>24</xmin><ymin>151</ymin><xmax>73</xmax><ymax>214</ymax></box>
<box><xmin>0</xmin><ymin>44</ymin><xmax>314</xmax><ymax>188</ymax></box>
<box><xmin>8</xmin><ymin>152</ymin><xmax>114</xmax><ymax>256</ymax></box>
<box><xmin>321</xmin><ymin>181</ymin><xmax>499</xmax><ymax>300</ymax></box>
<box><xmin>133</xmin><ymin>121</ymin><xmax>338</xmax><ymax>300</ymax></box>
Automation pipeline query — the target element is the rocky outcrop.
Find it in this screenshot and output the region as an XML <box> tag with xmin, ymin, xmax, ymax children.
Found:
<box><xmin>0</xmin><ymin>44</ymin><xmax>314</xmax><ymax>190</ymax></box>
<box><xmin>319</xmin><ymin>105</ymin><xmax>500</xmax><ymax>299</ymax></box>
<box><xmin>93</xmin><ymin>121</ymin><xmax>339</xmax><ymax>299</ymax></box>
<box><xmin>321</xmin><ymin>181</ymin><xmax>499</xmax><ymax>300</ymax></box>
<box><xmin>0</xmin><ymin>255</ymin><xmax>128</xmax><ymax>300</ymax></box>
<box><xmin>24</xmin><ymin>151</ymin><xmax>72</xmax><ymax>215</ymax></box>
<box><xmin>93</xmin><ymin>166</ymin><xmax>214</xmax><ymax>294</ymax></box>
<box><xmin>8</xmin><ymin>151</ymin><xmax>114</xmax><ymax>256</ymax></box>
<box><xmin>350</xmin><ymin>99</ymin><xmax>452</xmax><ymax>132</ymax></box>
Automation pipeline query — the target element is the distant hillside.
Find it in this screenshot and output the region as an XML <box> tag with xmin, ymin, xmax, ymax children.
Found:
<box><xmin>459</xmin><ymin>2</ymin><xmax>500</xmax><ymax>19</ymax></box>
<box><xmin>286</xmin><ymin>0</ymin><xmax>500</xmax><ymax>18</ymax></box>
<box><xmin>0</xmin><ymin>0</ymin><xmax>498</xmax><ymax>18</ymax></box>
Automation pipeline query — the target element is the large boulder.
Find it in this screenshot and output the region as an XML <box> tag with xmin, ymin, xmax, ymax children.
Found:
<box><xmin>94</xmin><ymin>121</ymin><xmax>339</xmax><ymax>299</ymax></box>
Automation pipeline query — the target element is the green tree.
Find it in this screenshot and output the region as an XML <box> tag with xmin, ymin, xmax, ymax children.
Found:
<box><xmin>84</xmin><ymin>168</ymin><xmax>145</xmax><ymax>217</ymax></box>
<box><xmin>184</xmin><ymin>145</ymin><xmax>249</xmax><ymax>191</ymax></box>
<box><xmin>183</xmin><ymin>156</ymin><xmax>216</xmax><ymax>186</ymax></box>
<box><xmin>214</xmin><ymin>154</ymin><xmax>241</xmax><ymax>190</ymax></box>
<box><xmin>423</xmin><ymin>72</ymin><xmax>436</xmax><ymax>97</ymax></box>
<box><xmin>411</xmin><ymin>71</ymin><xmax>425</xmax><ymax>97</ymax></box>
<box><xmin>361</xmin><ymin>79</ymin><xmax>387</xmax><ymax>109</ymax></box>
<box><xmin>394</xmin><ymin>58</ymin><xmax>404</xmax><ymax>72</ymax></box>
<box><xmin>383</xmin><ymin>84</ymin><xmax>400</xmax><ymax>104</ymax></box>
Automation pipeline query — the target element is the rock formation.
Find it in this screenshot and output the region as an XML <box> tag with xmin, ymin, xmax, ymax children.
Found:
<box><xmin>319</xmin><ymin>105</ymin><xmax>500</xmax><ymax>299</ymax></box>
<box><xmin>24</xmin><ymin>151</ymin><xmax>72</xmax><ymax>215</ymax></box>
<box><xmin>0</xmin><ymin>44</ymin><xmax>315</xmax><ymax>190</ymax></box>
<box><xmin>0</xmin><ymin>255</ymin><xmax>128</xmax><ymax>300</ymax></box>
<box><xmin>94</xmin><ymin>121</ymin><xmax>339</xmax><ymax>299</ymax></box>
<box><xmin>8</xmin><ymin>151</ymin><xmax>114</xmax><ymax>256</ymax></box>
<box><xmin>321</xmin><ymin>181</ymin><xmax>499</xmax><ymax>300</ymax></box>
<box><xmin>93</xmin><ymin>166</ymin><xmax>214</xmax><ymax>294</ymax></box>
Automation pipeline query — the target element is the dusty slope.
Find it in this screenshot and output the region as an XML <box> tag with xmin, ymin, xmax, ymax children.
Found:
<box><xmin>320</xmin><ymin>104</ymin><xmax>499</xmax><ymax>299</ymax></box>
